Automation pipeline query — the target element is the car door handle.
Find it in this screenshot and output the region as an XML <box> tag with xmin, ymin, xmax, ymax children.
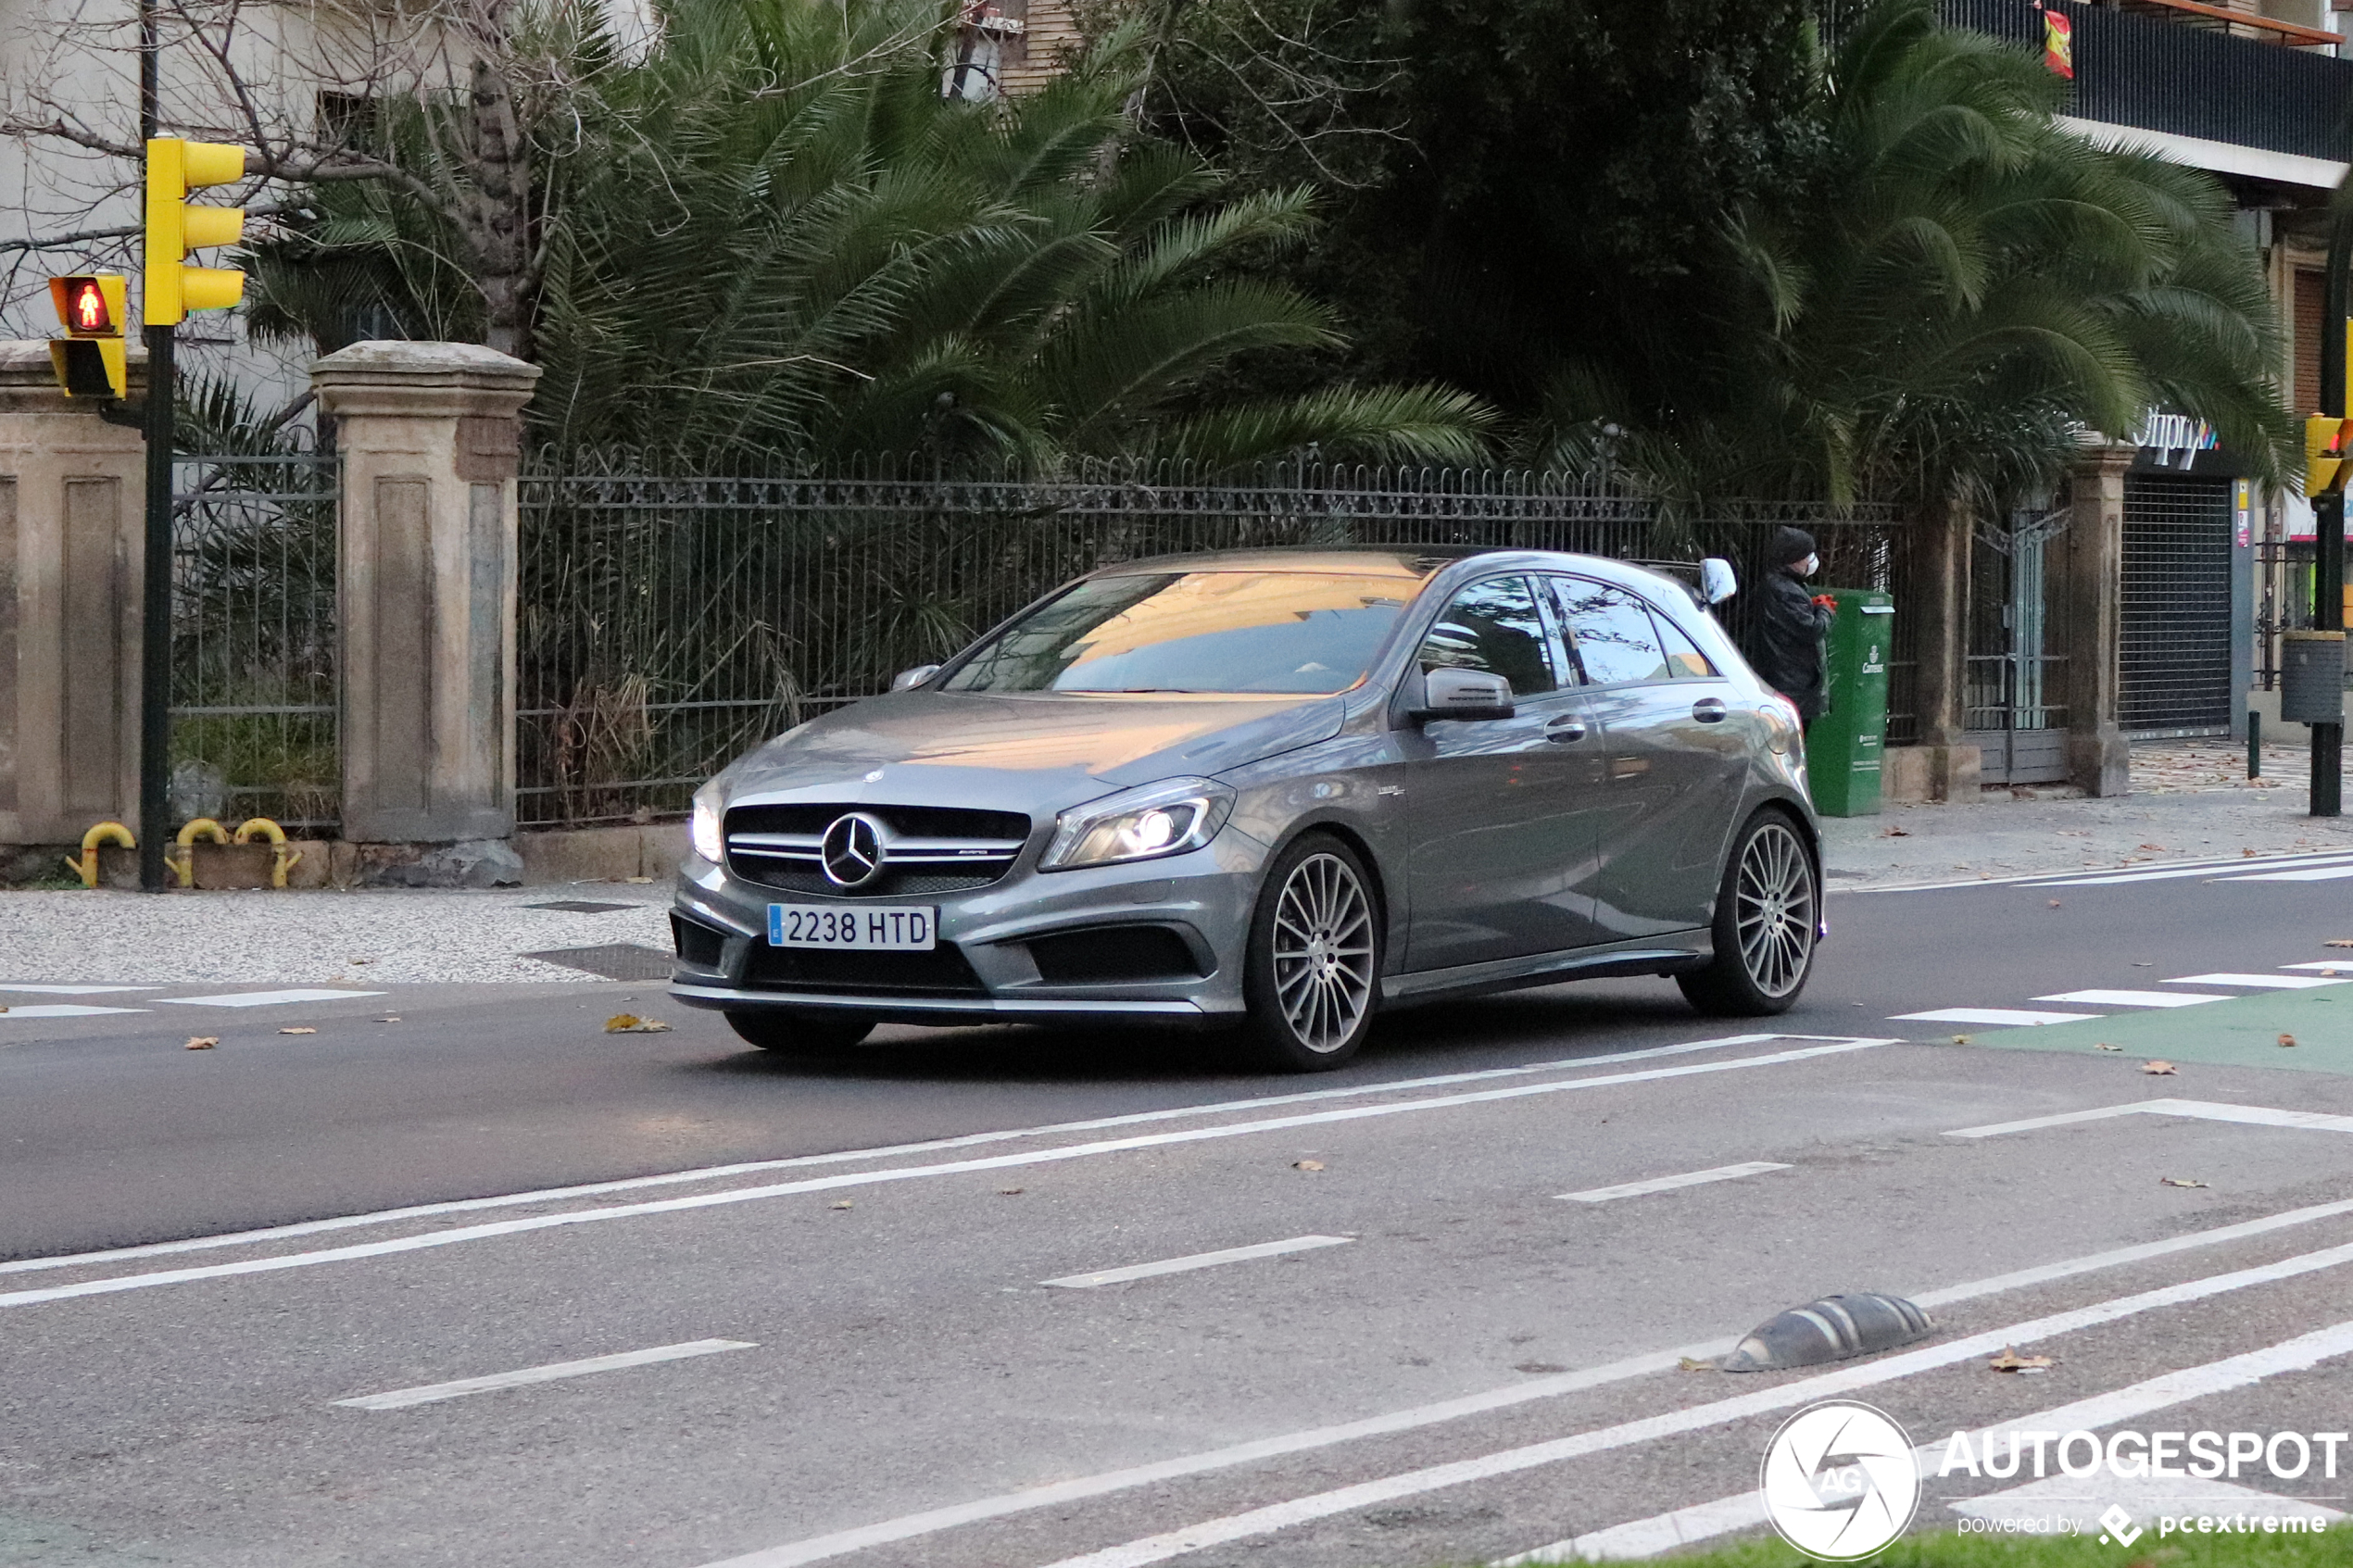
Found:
<box><xmin>1545</xmin><ymin>717</ymin><xmax>1588</xmax><ymax>743</ymax></box>
<box><xmin>1692</xmin><ymin>697</ymin><xmax>1729</xmax><ymax>723</ymax></box>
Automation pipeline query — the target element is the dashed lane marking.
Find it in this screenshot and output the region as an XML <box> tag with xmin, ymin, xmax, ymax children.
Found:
<box><xmin>1019</xmin><ymin>1243</ymin><xmax>2353</xmax><ymax>1568</ymax></box>
<box><xmin>1948</xmin><ymin>1098</ymin><xmax>2353</xmax><ymax>1140</ymax></box>
<box><xmin>2221</xmin><ymin>864</ymin><xmax>2353</xmax><ymax>883</ymax></box>
<box><xmin>2167</xmin><ymin>973</ymin><xmax>2349</xmax><ymax>989</ymax></box>
<box><xmin>333</xmin><ymin>1338</ymin><xmax>755</xmax><ymax>1411</ymax></box>
<box><xmin>157</xmin><ymin>988</ymin><xmax>387</xmax><ymax>1009</ymax></box>
<box><xmin>1555</xmin><ymin>1162</ymin><xmax>1791</xmax><ymax>1204</ymax></box>
<box><xmin>1043</xmin><ymin>1236</ymin><xmax>1352</xmax><ymax>1290</ymax></box>
<box><xmin>2033</xmin><ymin>989</ymin><xmax>2233</xmax><ymax>1009</ymax></box>
<box><xmin>1861</xmin><ymin>849</ymin><xmax>2353</xmax><ymax>893</ymax></box>
<box><xmin>1893</xmin><ymin>1008</ymin><xmax>2098</xmax><ymax>1026</ymax></box>
<box><xmin>0</xmin><ymin>985</ymin><xmax>157</xmax><ymax>995</ymax></box>
<box><xmin>2284</xmin><ymin>962</ymin><xmax>2353</xmax><ymax>972</ymax></box>
<box><xmin>678</xmin><ymin>1197</ymin><xmax>2353</xmax><ymax>1568</ymax></box>
<box><xmin>0</xmin><ymin>1038</ymin><xmax>1896</xmax><ymax>1310</ymax></box>
<box><xmin>0</xmin><ymin>1034</ymin><xmax>1805</xmax><ymax>1281</ymax></box>
<box><xmin>0</xmin><ymin>1005</ymin><xmax>148</xmax><ymax>1020</ymax></box>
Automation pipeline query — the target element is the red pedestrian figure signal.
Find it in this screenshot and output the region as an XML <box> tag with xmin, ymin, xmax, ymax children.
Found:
<box><xmin>45</xmin><ymin>274</ymin><xmax>130</xmax><ymax>398</ymax></box>
<box><xmin>69</xmin><ymin>279</ymin><xmax>110</xmax><ymax>332</ymax></box>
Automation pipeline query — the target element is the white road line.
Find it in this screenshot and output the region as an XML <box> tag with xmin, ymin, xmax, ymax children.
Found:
<box><xmin>1947</xmin><ymin>1098</ymin><xmax>2353</xmax><ymax>1140</ymax></box>
<box><xmin>1556</xmin><ymin>1163</ymin><xmax>1791</xmax><ymax>1204</ymax></box>
<box><xmin>0</xmin><ymin>1034</ymin><xmax>1794</xmax><ymax>1281</ymax></box>
<box><xmin>1891</xmin><ymin>1008</ymin><xmax>2099</xmax><ymax>1026</ymax></box>
<box><xmin>2222</xmin><ymin>865</ymin><xmax>2353</xmax><ymax>883</ymax></box>
<box><xmin>686</xmin><ymin>1196</ymin><xmax>2353</xmax><ymax>1568</ymax></box>
<box><xmin>0</xmin><ymin>1005</ymin><xmax>148</xmax><ymax>1019</ymax></box>
<box><xmin>0</xmin><ymin>1038</ymin><xmax>1895</xmax><ymax>1311</ymax></box>
<box><xmin>2032</xmin><ymin>989</ymin><xmax>2232</xmax><ymax>1008</ymax></box>
<box><xmin>2284</xmin><ymin>961</ymin><xmax>2353</xmax><ymax>973</ymax></box>
<box><xmin>1864</xmin><ymin>850</ymin><xmax>2353</xmax><ymax>893</ymax></box>
<box><xmin>0</xmin><ymin>985</ymin><xmax>157</xmax><ymax>995</ymax></box>
<box><xmin>1505</xmin><ymin>1315</ymin><xmax>2353</xmax><ymax>1562</ymax></box>
<box><xmin>1044</xmin><ymin>1236</ymin><xmax>1352</xmax><ymax>1290</ymax></box>
<box><xmin>2167</xmin><ymin>973</ymin><xmax>2349</xmax><ymax>989</ymax></box>
<box><xmin>333</xmin><ymin>1338</ymin><xmax>754</xmax><ymax>1411</ymax></box>
<box><xmin>2033</xmin><ymin>855</ymin><xmax>2353</xmax><ymax>888</ymax></box>
<box><xmin>157</xmin><ymin>988</ymin><xmax>386</xmax><ymax>1008</ymax></box>
<box><xmin>1025</xmin><ymin>1240</ymin><xmax>2353</xmax><ymax>1568</ymax></box>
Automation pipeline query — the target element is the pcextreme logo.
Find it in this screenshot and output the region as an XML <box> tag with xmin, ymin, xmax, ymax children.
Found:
<box><xmin>1760</xmin><ymin>1401</ymin><xmax>1922</xmax><ymax>1561</ymax></box>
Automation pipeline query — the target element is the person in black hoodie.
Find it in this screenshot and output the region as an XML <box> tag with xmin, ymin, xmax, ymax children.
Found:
<box><xmin>1742</xmin><ymin>526</ymin><xmax>1838</xmax><ymax>724</ymax></box>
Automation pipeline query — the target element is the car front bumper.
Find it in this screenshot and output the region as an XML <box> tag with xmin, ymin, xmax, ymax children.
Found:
<box><xmin>665</xmin><ymin>834</ymin><xmax>1266</xmax><ymax>1026</ymax></box>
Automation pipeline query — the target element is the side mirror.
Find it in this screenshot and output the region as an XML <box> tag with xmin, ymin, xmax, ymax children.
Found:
<box><xmin>1700</xmin><ymin>558</ymin><xmax>1738</xmax><ymax>605</ymax></box>
<box><xmin>890</xmin><ymin>664</ymin><xmax>941</xmax><ymax>693</ymax></box>
<box><xmin>1412</xmin><ymin>667</ymin><xmax>1516</xmax><ymax>721</ymax></box>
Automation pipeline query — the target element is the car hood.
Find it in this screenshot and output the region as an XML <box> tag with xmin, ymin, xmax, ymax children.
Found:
<box><xmin>722</xmin><ymin>690</ymin><xmax>1350</xmax><ymax>816</ymax></box>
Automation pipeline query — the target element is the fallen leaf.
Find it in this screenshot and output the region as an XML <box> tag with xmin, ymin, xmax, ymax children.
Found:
<box><xmin>624</xmin><ymin>875</ymin><xmax>655</xmax><ymax>884</ymax></box>
<box><xmin>376</xmin><ymin>1016</ymin><xmax>401</xmax><ymax>1023</ymax></box>
<box><xmin>2244</xmin><ymin>848</ymin><xmax>2259</xmax><ymax>857</ymax></box>
<box><xmin>604</xmin><ymin>1013</ymin><xmax>673</xmax><ymax>1034</ymax></box>
<box><xmin>2095</xmin><ymin>1043</ymin><xmax>2122</xmax><ymax>1052</ymax></box>
<box><xmin>349</xmin><ymin>958</ymin><xmax>374</xmax><ymax>965</ymax></box>
<box><xmin>2138</xmin><ymin>843</ymin><xmax>2165</xmax><ymax>852</ymax></box>
<box><xmin>2159</xmin><ymin>1176</ymin><xmax>2209</xmax><ymax>1189</ymax></box>
<box><xmin>829</xmin><ymin>1199</ymin><xmax>852</xmax><ymax>1210</ymax></box>
<box><xmin>1988</xmin><ymin>1348</ymin><xmax>2057</xmax><ymax>1372</ymax></box>
<box><xmin>998</xmin><ymin>1187</ymin><xmax>1024</xmax><ymax>1196</ymax></box>
<box><xmin>184</xmin><ymin>1035</ymin><xmax>218</xmax><ymax>1050</ymax></box>
<box><xmin>2047</xmin><ymin>899</ymin><xmax>2063</xmax><ymax>909</ymax></box>
<box><xmin>2142</xmin><ymin>1060</ymin><xmax>2178</xmax><ymax>1075</ymax></box>
<box><xmin>2327</xmin><ymin>939</ymin><xmax>2353</xmax><ymax>948</ymax></box>
<box><xmin>2281</xmin><ymin>1033</ymin><xmax>2298</xmax><ymax>1048</ymax></box>
<box><xmin>1882</xmin><ymin>826</ymin><xmax>1910</xmax><ymax>837</ymax></box>
<box><xmin>1950</xmin><ymin>1034</ymin><xmax>1972</xmax><ymax>1046</ymax></box>
<box><xmin>1293</xmin><ymin>1159</ymin><xmax>1326</xmax><ymax>1172</ymax></box>
<box><xmin>278</xmin><ymin>1026</ymin><xmax>316</xmax><ymax>1035</ymax></box>
<box><xmin>1677</xmin><ymin>1357</ymin><xmax>1715</xmax><ymax>1373</ymax></box>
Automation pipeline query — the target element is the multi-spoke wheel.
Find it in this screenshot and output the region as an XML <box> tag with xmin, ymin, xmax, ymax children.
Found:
<box><xmin>1241</xmin><ymin>834</ymin><xmax>1383</xmax><ymax>1071</ymax></box>
<box><xmin>1678</xmin><ymin>811</ymin><xmax>1819</xmax><ymax>1017</ymax></box>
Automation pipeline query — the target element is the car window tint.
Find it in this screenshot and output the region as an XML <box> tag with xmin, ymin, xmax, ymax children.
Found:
<box><xmin>1649</xmin><ymin>608</ymin><xmax>1718</xmax><ymax>678</ymax></box>
<box><xmin>1553</xmin><ymin>578</ymin><xmax>1668</xmax><ymax>684</ymax></box>
<box><xmin>1418</xmin><ymin>576</ymin><xmax>1557</xmax><ymax>697</ymax></box>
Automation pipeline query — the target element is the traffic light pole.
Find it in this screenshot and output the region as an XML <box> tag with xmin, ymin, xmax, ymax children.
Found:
<box><xmin>135</xmin><ymin>0</ymin><xmax>172</xmax><ymax>890</ymax></box>
<box><xmin>2315</xmin><ymin>220</ymin><xmax>2347</xmax><ymax>819</ymax></box>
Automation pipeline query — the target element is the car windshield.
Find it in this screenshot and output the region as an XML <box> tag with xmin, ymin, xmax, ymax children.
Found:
<box><xmin>941</xmin><ymin>571</ymin><xmax>1418</xmax><ymax>695</ymax></box>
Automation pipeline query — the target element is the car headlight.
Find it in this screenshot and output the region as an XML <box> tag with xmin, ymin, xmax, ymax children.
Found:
<box><xmin>1040</xmin><ymin>778</ymin><xmax>1235</xmax><ymax>872</ymax></box>
<box><xmin>690</xmin><ymin>781</ymin><xmax>725</xmax><ymax>863</ymax></box>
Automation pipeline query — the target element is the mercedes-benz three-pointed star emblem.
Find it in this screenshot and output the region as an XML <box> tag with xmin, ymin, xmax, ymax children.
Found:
<box><xmin>820</xmin><ymin>812</ymin><xmax>887</xmax><ymax>888</ymax></box>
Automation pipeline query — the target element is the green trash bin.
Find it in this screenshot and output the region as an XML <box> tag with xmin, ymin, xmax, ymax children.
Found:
<box><xmin>1806</xmin><ymin>588</ymin><xmax>1894</xmax><ymax>817</ymax></box>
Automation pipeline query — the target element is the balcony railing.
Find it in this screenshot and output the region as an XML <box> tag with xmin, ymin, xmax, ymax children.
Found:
<box><xmin>1941</xmin><ymin>0</ymin><xmax>2353</xmax><ymax>163</ymax></box>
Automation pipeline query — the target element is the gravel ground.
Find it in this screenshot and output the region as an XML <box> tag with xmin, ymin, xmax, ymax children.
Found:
<box><xmin>0</xmin><ymin>884</ymin><xmax>673</xmax><ymax>985</ymax></box>
<box><xmin>1820</xmin><ymin>738</ymin><xmax>2353</xmax><ymax>888</ymax></box>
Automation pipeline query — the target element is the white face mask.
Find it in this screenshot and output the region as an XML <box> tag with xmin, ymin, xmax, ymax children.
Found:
<box><xmin>1797</xmin><ymin>554</ymin><xmax>1819</xmax><ymax>578</ymax></box>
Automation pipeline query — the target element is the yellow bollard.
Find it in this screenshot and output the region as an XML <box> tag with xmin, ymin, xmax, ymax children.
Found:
<box><xmin>62</xmin><ymin>822</ymin><xmax>134</xmax><ymax>889</ymax></box>
<box><xmin>232</xmin><ymin>818</ymin><xmax>302</xmax><ymax>889</ymax></box>
<box><xmin>173</xmin><ymin>818</ymin><xmax>230</xmax><ymax>888</ymax></box>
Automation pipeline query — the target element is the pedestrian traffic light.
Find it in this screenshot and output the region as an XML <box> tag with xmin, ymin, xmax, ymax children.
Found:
<box><xmin>45</xmin><ymin>274</ymin><xmax>129</xmax><ymax>398</ymax></box>
<box><xmin>2307</xmin><ymin>414</ymin><xmax>2353</xmax><ymax>498</ymax></box>
<box><xmin>144</xmin><ymin>137</ymin><xmax>246</xmax><ymax>326</ymax></box>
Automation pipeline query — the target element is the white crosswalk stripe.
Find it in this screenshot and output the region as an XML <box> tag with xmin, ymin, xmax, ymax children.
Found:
<box><xmin>2032</xmin><ymin>988</ymin><xmax>2231</xmax><ymax>1008</ymax></box>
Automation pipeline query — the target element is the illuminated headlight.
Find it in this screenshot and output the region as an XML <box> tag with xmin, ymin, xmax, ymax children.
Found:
<box><xmin>1041</xmin><ymin>778</ymin><xmax>1235</xmax><ymax>872</ymax></box>
<box><xmin>690</xmin><ymin>780</ymin><xmax>725</xmax><ymax>863</ymax></box>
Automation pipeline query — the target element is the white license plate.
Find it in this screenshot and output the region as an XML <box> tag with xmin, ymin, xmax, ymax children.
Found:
<box><xmin>767</xmin><ymin>904</ymin><xmax>937</xmax><ymax>950</ymax></box>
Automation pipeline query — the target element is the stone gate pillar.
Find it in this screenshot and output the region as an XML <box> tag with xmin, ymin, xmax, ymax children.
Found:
<box><xmin>1884</xmin><ymin>492</ymin><xmax>1980</xmax><ymax>801</ymax></box>
<box><xmin>312</xmin><ymin>343</ymin><xmax>540</xmax><ymax>847</ymax></box>
<box><xmin>0</xmin><ymin>341</ymin><xmax>150</xmax><ymax>852</ymax></box>
<box><xmin>2059</xmin><ymin>443</ymin><xmax>2133</xmax><ymax>797</ymax></box>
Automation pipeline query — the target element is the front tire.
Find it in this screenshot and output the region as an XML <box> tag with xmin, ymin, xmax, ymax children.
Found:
<box><xmin>1678</xmin><ymin>810</ymin><xmax>1818</xmax><ymax>1017</ymax></box>
<box><xmin>1240</xmin><ymin>834</ymin><xmax>1384</xmax><ymax>1072</ymax></box>
<box><xmin>725</xmin><ymin>1010</ymin><xmax>876</xmax><ymax>1054</ymax></box>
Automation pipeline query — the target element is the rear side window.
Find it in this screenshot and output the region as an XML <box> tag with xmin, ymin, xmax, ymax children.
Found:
<box><xmin>1418</xmin><ymin>575</ymin><xmax>1558</xmax><ymax>697</ymax></box>
<box><xmin>1650</xmin><ymin>608</ymin><xmax>1718</xmax><ymax>678</ymax></box>
<box><xmin>1552</xmin><ymin>578</ymin><xmax>1667</xmax><ymax>684</ymax></box>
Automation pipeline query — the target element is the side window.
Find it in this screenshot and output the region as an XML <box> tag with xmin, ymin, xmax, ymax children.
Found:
<box><xmin>1418</xmin><ymin>575</ymin><xmax>1558</xmax><ymax>697</ymax></box>
<box><xmin>1552</xmin><ymin>578</ymin><xmax>1668</xmax><ymax>685</ymax></box>
<box><xmin>1649</xmin><ymin>608</ymin><xmax>1718</xmax><ymax>679</ymax></box>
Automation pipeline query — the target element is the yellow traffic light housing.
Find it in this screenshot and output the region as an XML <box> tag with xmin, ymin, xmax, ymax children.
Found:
<box><xmin>46</xmin><ymin>273</ymin><xmax>130</xmax><ymax>398</ymax></box>
<box><xmin>144</xmin><ymin>137</ymin><xmax>247</xmax><ymax>326</ymax></box>
<box><xmin>2309</xmin><ymin>414</ymin><xmax>2353</xmax><ymax>498</ymax></box>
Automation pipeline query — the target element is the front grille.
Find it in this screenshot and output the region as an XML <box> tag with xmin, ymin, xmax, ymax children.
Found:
<box><xmin>739</xmin><ymin>940</ymin><xmax>988</xmax><ymax>996</ymax></box>
<box><xmin>671</xmin><ymin>914</ymin><xmax>727</xmax><ymax>968</ymax></box>
<box><xmin>725</xmin><ymin>803</ymin><xmax>1031</xmax><ymax>895</ymax></box>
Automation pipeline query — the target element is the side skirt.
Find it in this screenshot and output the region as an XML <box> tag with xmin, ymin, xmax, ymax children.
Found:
<box><xmin>1379</xmin><ymin>932</ymin><xmax>1710</xmax><ymax>1008</ymax></box>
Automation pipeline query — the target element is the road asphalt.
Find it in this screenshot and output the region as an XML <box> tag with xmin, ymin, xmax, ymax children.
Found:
<box><xmin>5</xmin><ymin>825</ymin><xmax>2353</xmax><ymax>1566</ymax></box>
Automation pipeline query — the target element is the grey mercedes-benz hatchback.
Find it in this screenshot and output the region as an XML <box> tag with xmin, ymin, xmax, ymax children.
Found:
<box><xmin>669</xmin><ymin>546</ymin><xmax>1821</xmax><ymax>1071</ymax></box>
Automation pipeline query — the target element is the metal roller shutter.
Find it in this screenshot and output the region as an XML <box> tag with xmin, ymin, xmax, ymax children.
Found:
<box><xmin>2120</xmin><ymin>474</ymin><xmax>2234</xmax><ymax>737</ymax></box>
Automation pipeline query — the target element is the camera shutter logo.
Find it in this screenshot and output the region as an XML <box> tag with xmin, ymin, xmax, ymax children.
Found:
<box><xmin>821</xmin><ymin>813</ymin><xmax>887</xmax><ymax>888</ymax></box>
<box><xmin>1759</xmin><ymin>1400</ymin><xmax>1921</xmax><ymax>1560</ymax></box>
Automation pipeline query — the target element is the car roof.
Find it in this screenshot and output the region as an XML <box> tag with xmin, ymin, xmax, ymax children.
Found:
<box><xmin>1086</xmin><ymin>545</ymin><xmax>1681</xmax><ymax>596</ymax></box>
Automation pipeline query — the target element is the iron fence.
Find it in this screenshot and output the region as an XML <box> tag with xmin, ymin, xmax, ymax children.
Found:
<box><xmin>517</xmin><ymin>458</ymin><xmax>1903</xmax><ymax>827</ymax></box>
<box><xmin>170</xmin><ymin>451</ymin><xmax>341</xmax><ymax>834</ymax></box>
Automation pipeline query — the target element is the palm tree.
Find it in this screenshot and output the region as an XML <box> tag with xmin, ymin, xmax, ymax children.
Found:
<box><xmin>1529</xmin><ymin>0</ymin><xmax>2294</xmax><ymax>510</ymax></box>
<box><xmin>244</xmin><ymin>0</ymin><xmax>1490</xmax><ymax>470</ymax></box>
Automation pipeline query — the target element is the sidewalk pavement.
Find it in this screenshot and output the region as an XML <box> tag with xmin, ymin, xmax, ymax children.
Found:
<box><xmin>0</xmin><ymin>741</ymin><xmax>2345</xmax><ymax>985</ymax></box>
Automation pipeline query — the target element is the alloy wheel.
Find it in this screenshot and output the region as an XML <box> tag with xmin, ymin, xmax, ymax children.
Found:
<box><xmin>1734</xmin><ymin>821</ymin><xmax>1816</xmax><ymax>998</ymax></box>
<box><xmin>1268</xmin><ymin>852</ymin><xmax>1376</xmax><ymax>1053</ymax></box>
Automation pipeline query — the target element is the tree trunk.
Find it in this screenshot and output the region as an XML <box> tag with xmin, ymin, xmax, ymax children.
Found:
<box><xmin>462</xmin><ymin>47</ymin><xmax>535</xmax><ymax>362</ymax></box>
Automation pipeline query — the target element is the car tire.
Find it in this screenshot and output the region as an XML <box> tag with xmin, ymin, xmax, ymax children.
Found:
<box><xmin>1239</xmin><ymin>833</ymin><xmax>1384</xmax><ymax>1073</ymax></box>
<box><xmin>1677</xmin><ymin>809</ymin><xmax>1819</xmax><ymax>1017</ymax></box>
<box><xmin>724</xmin><ymin>1010</ymin><xmax>876</xmax><ymax>1054</ymax></box>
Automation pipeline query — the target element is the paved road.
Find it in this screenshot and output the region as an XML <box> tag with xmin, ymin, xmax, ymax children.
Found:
<box><xmin>5</xmin><ymin>849</ymin><xmax>2353</xmax><ymax>1565</ymax></box>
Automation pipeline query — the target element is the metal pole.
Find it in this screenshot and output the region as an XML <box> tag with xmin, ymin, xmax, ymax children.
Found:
<box><xmin>2314</xmin><ymin>217</ymin><xmax>2347</xmax><ymax>818</ymax></box>
<box><xmin>137</xmin><ymin>0</ymin><xmax>173</xmax><ymax>888</ymax></box>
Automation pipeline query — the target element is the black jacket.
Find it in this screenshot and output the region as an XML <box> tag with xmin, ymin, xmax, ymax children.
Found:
<box><xmin>1743</xmin><ymin>570</ymin><xmax>1834</xmax><ymax>721</ymax></box>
